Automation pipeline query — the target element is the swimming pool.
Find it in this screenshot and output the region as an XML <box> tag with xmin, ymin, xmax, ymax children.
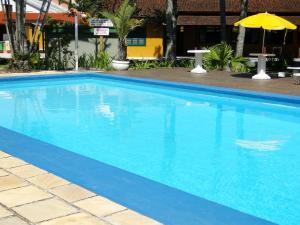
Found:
<box><xmin>0</xmin><ymin>73</ymin><xmax>299</xmax><ymax>225</ymax></box>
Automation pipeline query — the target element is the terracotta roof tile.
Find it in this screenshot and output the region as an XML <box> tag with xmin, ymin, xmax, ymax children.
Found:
<box><xmin>135</xmin><ymin>0</ymin><xmax>300</xmax><ymax>13</ymax></box>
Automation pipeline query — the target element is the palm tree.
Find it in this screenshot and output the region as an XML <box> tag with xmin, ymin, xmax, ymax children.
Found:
<box><xmin>236</xmin><ymin>0</ymin><xmax>249</xmax><ymax>56</ymax></box>
<box><xmin>165</xmin><ymin>0</ymin><xmax>177</xmax><ymax>60</ymax></box>
<box><xmin>219</xmin><ymin>0</ymin><xmax>226</xmax><ymax>42</ymax></box>
<box><xmin>102</xmin><ymin>0</ymin><xmax>143</xmax><ymax>61</ymax></box>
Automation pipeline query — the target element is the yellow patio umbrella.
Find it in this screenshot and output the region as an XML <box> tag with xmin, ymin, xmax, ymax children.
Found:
<box><xmin>234</xmin><ymin>12</ymin><xmax>297</xmax><ymax>52</ymax></box>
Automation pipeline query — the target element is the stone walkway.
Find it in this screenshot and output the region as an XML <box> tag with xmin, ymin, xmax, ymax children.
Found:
<box><xmin>0</xmin><ymin>151</ymin><xmax>162</xmax><ymax>225</ymax></box>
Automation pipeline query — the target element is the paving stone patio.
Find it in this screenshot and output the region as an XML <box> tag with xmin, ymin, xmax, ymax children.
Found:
<box><xmin>0</xmin><ymin>151</ymin><xmax>162</xmax><ymax>225</ymax></box>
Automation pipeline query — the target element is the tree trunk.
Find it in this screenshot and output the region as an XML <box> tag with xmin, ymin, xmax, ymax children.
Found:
<box><xmin>219</xmin><ymin>0</ymin><xmax>226</xmax><ymax>42</ymax></box>
<box><xmin>15</xmin><ymin>0</ymin><xmax>27</xmax><ymax>56</ymax></box>
<box><xmin>165</xmin><ymin>0</ymin><xmax>177</xmax><ymax>60</ymax></box>
<box><xmin>118</xmin><ymin>38</ymin><xmax>127</xmax><ymax>61</ymax></box>
<box><xmin>236</xmin><ymin>0</ymin><xmax>248</xmax><ymax>57</ymax></box>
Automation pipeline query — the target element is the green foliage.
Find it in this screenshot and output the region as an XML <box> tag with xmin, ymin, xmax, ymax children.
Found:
<box><xmin>157</xmin><ymin>59</ymin><xmax>175</xmax><ymax>68</ymax></box>
<box><xmin>204</xmin><ymin>42</ymin><xmax>250</xmax><ymax>72</ymax></box>
<box><xmin>79</xmin><ymin>52</ymin><xmax>112</xmax><ymax>70</ymax></box>
<box><xmin>46</xmin><ymin>36</ymin><xmax>74</xmax><ymax>70</ymax></box>
<box><xmin>64</xmin><ymin>0</ymin><xmax>104</xmax><ymax>17</ymax></box>
<box><xmin>78</xmin><ymin>53</ymin><xmax>91</xmax><ymax>69</ymax></box>
<box><xmin>101</xmin><ymin>0</ymin><xmax>144</xmax><ymax>60</ymax></box>
<box><xmin>93</xmin><ymin>52</ymin><xmax>112</xmax><ymax>70</ymax></box>
<box><xmin>204</xmin><ymin>42</ymin><xmax>233</xmax><ymax>71</ymax></box>
<box><xmin>230</xmin><ymin>56</ymin><xmax>250</xmax><ymax>73</ymax></box>
<box><xmin>267</xmin><ymin>57</ymin><xmax>293</xmax><ymax>71</ymax></box>
<box><xmin>130</xmin><ymin>60</ymin><xmax>158</xmax><ymax>70</ymax></box>
<box><xmin>174</xmin><ymin>58</ymin><xmax>195</xmax><ymax>68</ymax></box>
<box><xmin>44</xmin><ymin>19</ymin><xmax>74</xmax><ymax>70</ymax></box>
<box><xmin>101</xmin><ymin>0</ymin><xmax>143</xmax><ymax>42</ymax></box>
<box><xmin>8</xmin><ymin>53</ymin><xmax>43</xmax><ymax>71</ymax></box>
<box><xmin>28</xmin><ymin>53</ymin><xmax>44</xmax><ymax>70</ymax></box>
<box><xmin>130</xmin><ymin>58</ymin><xmax>195</xmax><ymax>70</ymax></box>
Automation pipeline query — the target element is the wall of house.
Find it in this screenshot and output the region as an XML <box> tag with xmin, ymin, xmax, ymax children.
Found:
<box><xmin>26</xmin><ymin>26</ymin><xmax>44</xmax><ymax>50</ymax></box>
<box><xmin>69</xmin><ymin>36</ymin><xmax>119</xmax><ymax>59</ymax></box>
<box><xmin>127</xmin><ymin>23</ymin><xmax>164</xmax><ymax>59</ymax></box>
<box><xmin>43</xmin><ymin>24</ymin><xmax>164</xmax><ymax>61</ymax></box>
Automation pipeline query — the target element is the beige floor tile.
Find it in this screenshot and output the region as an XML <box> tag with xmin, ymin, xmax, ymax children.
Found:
<box><xmin>27</xmin><ymin>173</ymin><xmax>69</xmax><ymax>189</ymax></box>
<box><xmin>0</xmin><ymin>205</ymin><xmax>13</xmax><ymax>219</ymax></box>
<box><xmin>39</xmin><ymin>213</ymin><xmax>107</xmax><ymax>225</ymax></box>
<box><xmin>74</xmin><ymin>196</ymin><xmax>126</xmax><ymax>217</ymax></box>
<box><xmin>50</xmin><ymin>184</ymin><xmax>96</xmax><ymax>202</ymax></box>
<box><xmin>0</xmin><ymin>185</ymin><xmax>52</xmax><ymax>207</ymax></box>
<box><xmin>105</xmin><ymin>210</ymin><xmax>162</xmax><ymax>225</ymax></box>
<box><xmin>0</xmin><ymin>157</ymin><xmax>27</xmax><ymax>169</ymax></box>
<box><xmin>0</xmin><ymin>175</ymin><xmax>28</xmax><ymax>192</ymax></box>
<box><xmin>13</xmin><ymin>198</ymin><xmax>78</xmax><ymax>223</ymax></box>
<box><xmin>0</xmin><ymin>151</ymin><xmax>10</xmax><ymax>159</ymax></box>
<box><xmin>0</xmin><ymin>216</ymin><xmax>28</xmax><ymax>225</ymax></box>
<box><xmin>8</xmin><ymin>164</ymin><xmax>47</xmax><ymax>179</ymax></box>
<box><xmin>0</xmin><ymin>169</ymin><xmax>8</xmax><ymax>177</ymax></box>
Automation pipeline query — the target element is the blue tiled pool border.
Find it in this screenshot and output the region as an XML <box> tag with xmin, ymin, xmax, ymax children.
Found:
<box><xmin>0</xmin><ymin>72</ymin><xmax>288</xmax><ymax>225</ymax></box>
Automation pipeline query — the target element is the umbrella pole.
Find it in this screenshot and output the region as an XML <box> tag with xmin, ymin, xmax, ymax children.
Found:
<box><xmin>262</xmin><ymin>29</ymin><xmax>266</xmax><ymax>53</ymax></box>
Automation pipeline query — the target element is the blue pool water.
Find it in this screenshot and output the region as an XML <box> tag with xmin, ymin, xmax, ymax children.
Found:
<box><xmin>0</xmin><ymin>75</ymin><xmax>299</xmax><ymax>225</ymax></box>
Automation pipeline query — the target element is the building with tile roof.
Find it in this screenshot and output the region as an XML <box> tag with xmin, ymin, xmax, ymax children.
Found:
<box><xmin>130</xmin><ymin>0</ymin><xmax>300</xmax><ymax>57</ymax></box>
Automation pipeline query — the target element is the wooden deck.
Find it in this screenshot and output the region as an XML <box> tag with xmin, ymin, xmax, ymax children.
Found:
<box><xmin>109</xmin><ymin>68</ymin><xmax>300</xmax><ymax>96</ymax></box>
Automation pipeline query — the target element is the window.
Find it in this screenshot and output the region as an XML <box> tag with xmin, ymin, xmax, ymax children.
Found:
<box><xmin>127</xmin><ymin>27</ymin><xmax>146</xmax><ymax>46</ymax></box>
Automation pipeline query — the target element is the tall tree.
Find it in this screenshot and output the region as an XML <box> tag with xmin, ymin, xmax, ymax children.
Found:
<box><xmin>75</xmin><ymin>0</ymin><xmax>104</xmax><ymax>17</ymax></box>
<box><xmin>15</xmin><ymin>0</ymin><xmax>27</xmax><ymax>55</ymax></box>
<box><xmin>60</xmin><ymin>0</ymin><xmax>105</xmax><ymax>17</ymax></box>
<box><xmin>0</xmin><ymin>0</ymin><xmax>53</xmax><ymax>70</ymax></box>
<box><xmin>235</xmin><ymin>0</ymin><xmax>248</xmax><ymax>56</ymax></box>
<box><xmin>219</xmin><ymin>0</ymin><xmax>226</xmax><ymax>42</ymax></box>
<box><xmin>165</xmin><ymin>0</ymin><xmax>177</xmax><ymax>60</ymax></box>
<box><xmin>1</xmin><ymin>0</ymin><xmax>52</xmax><ymax>56</ymax></box>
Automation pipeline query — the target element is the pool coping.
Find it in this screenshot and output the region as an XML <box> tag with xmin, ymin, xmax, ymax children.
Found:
<box><xmin>0</xmin><ymin>72</ymin><xmax>282</xmax><ymax>225</ymax></box>
<box><xmin>0</xmin><ymin>150</ymin><xmax>160</xmax><ymax>225</ymax></box>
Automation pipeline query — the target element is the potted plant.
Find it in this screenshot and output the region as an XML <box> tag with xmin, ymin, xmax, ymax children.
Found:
<box><xmin>102</xmin><ymin>0</ymin><xmax>144</xmax><ymax>70</ymax></box>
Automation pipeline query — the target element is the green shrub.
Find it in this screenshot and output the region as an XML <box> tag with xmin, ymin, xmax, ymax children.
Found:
<box><xmin>157</xmin><ymin>59</ymin><xmax>175</xmax><ymax>68</ymax></box>
<box><xmin>267</xmin><ymin>57</ymin><xmax>293</xmax><ymax>71</ymax></box>
<box><xmin>230</xmin><ymin>56</ymin><xmax>250</xmax><ymax>73</ymax></box>
<box><xmin>8</xmin><ymin>53</ymin><xmax>44</xmax><ymax>71</ymax></box>
<box><xmin>93</xmin><ymin>52</ymin><xmax>112</xmax><ymax>70</ymax></box>
<box><xmin>130</xmin><ymin>60</ymin><xmax>157</xmax><ymax>70</ymax></box>
<box><xmin>174</xmin><ymin>58</ymin><xmax>195</xmax><ymax>68</ymax></box>
<box><xmin>45</xmin><ymin>35</ymin><xmax>74</xmax><ymax>70</ymax></box>
<box><xmin>79</xmin><ymin>52</ymin><xmax>112</xmax><ymax>70</ymax></box>
<box><xmin>204</xmin><ymin>42</ymin><xmax>250</xmax><ymax>72</ymax></box>
<box><xmin>78</xmin><ymin>53</ymin><xmax>91</xmax><ymax>69</ymax></box>
<box><xmin>130</xmin><ymin>58</ymin><xmax>195</xmax><ymax>70</ymax></box>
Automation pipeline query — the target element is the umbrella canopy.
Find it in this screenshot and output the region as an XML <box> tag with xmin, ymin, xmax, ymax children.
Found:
<box><xmin>234</xmin><ymin>12</ymin><xmax>297</xmax><ymax>30</ymax></box>
<box><xmin>234</xmin><ymin>12</ymin><xmax>297</xmax><ymax>53</ymax></box>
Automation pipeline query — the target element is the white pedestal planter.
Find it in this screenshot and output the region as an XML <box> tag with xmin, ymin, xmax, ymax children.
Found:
<box><xmin>278</xmin><ymin>72</ymin><xmax>286</xmax><ymax>78</ymax></box>
<box><xmin>187</xmin><ymin>50</ymin><xmax>211</xmax><ymax>74</ymax></box>
<box><xmin>249</xmin><ymin>53</ymin><xmax>275</xmax><ymax>80</ymax></box>
<box><xmin>112</xmin><ymin>60</ymin><xmax>129</xmax><ymax>71</ymax></box>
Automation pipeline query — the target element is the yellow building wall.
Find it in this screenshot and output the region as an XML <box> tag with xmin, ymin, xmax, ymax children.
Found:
<box><xmin>127</xmin><ymin>24</ymin><xmax>164</xmax><ymax>59</ymax></box>
<box><xmin>26</xmin><ymin>27</ymin><xmax>44</xmax><ymax>50</ymax></box>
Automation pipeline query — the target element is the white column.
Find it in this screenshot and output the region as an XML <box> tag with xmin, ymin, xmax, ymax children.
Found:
<box><xmin>74</xmin><ymin>15</ymin><xmax>79</xmax><ymax>71</ymax></box>
<box><xmin>252</xmin><ymin>55</ymin><xmax>271</xmax><ymax>80</ymax></box>
<box><xmin>191</xmin><ymin>53</ymin><xmax>207</xmax><ymax>74</ymax></box>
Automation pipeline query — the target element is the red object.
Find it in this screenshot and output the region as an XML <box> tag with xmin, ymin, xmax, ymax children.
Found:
<box><xmin>0</xmin><ymin>12</ymin><xmax>74</xmax><ymax>25</ymax></box>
